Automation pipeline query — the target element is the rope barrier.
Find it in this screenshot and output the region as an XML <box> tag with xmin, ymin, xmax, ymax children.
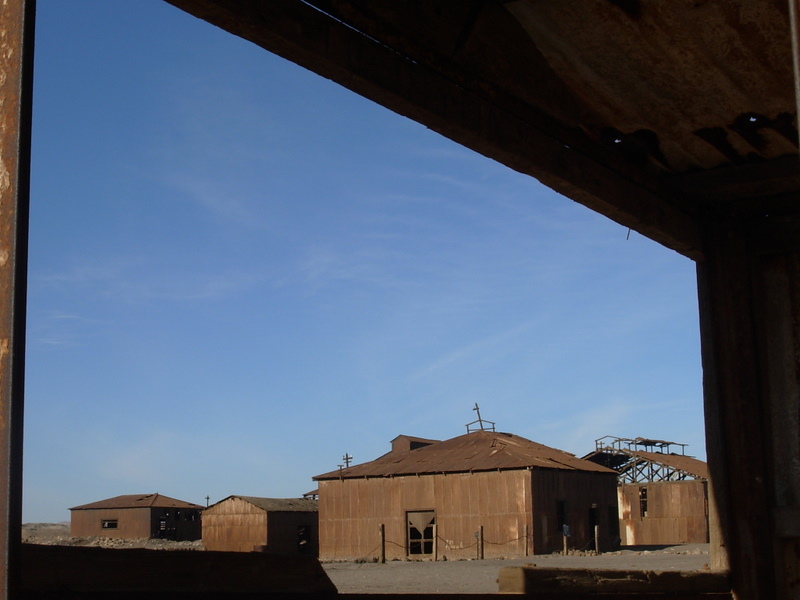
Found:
<box><xmin>332</xmin><ymin>527</ymin><xmax>612</xmax><ymax>560</ymax></box>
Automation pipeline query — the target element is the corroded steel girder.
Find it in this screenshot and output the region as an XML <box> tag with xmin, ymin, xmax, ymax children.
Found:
<box><xmin>0</xmin><ymin>0</ymin><xmax>34</xmax><ymax>597</ymax></box>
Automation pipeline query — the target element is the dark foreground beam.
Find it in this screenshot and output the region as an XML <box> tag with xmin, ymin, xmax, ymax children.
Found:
<box><xmin>0</xmin><ymin>1</ymin><xmax>34</xmax><ymax>598</ymax></box>
<box><xmin>20</xmin><ymin>544</ymin><xmax>337</xmax><ymax>596</ymax></box>
<box><xmin>698</xmin><ymin>214</ymin><xmax>800</xmax><ymax>600</ymax></box>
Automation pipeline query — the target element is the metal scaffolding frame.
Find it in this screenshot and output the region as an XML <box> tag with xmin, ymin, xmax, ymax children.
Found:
<box><xmin>586</xmin><ymin>436</ymin><xmax>706</xmax><ymax>485</ymax></box>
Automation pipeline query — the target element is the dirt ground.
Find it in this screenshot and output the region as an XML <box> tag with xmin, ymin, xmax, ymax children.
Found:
<box><xmin>321</xmin><ymin>544</ymin><xmax>711</xmax><ymax>594</ymax></box>
<box><xmin>22</xmin><ymin>523</ymin><xmax>710</xmax><ymax>594</ymax></box>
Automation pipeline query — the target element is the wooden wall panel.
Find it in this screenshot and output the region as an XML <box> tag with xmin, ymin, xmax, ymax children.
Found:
<box><xmin>619</xmin><ymin>481</ymin><xmax>709</xmax><ymax>545</ymax></box>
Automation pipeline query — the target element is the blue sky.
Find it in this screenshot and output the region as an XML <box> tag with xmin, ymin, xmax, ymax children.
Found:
<box><xmin>23</xmin><ymin>1</ymin><xmax>704</xmax><ymax>523</ymax></box>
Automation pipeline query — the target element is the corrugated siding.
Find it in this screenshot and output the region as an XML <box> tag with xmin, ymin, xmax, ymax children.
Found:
<box><xmin>202</xmin><ymin>496</ymin><xmax>268</xmax><ymax>552</ymax></box>
<box><xmin>70</xmin><ymin>507</ymin><xmax>152</xmax><ymax>539</ymax></box>
<box><xmin>618</xmin><ymin>480</ymin><xmax>709</xmax><ymax>545</ymax></box>
<box><xmin>530</xmin><ymin>470</ymin><xmax>619</xmax><ymax>554</ymax></box>
<box><xmin>318</xmin><ymin>470</ymin><xmax>532</xmax><ymax>561</ymax></box>
<box><xmin>202</xmin><ymin>497</ymin><xmax>318</xmax><ymax>554</ymax></box>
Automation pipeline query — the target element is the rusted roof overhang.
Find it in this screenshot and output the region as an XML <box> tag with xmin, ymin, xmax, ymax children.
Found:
<box><xmin>69</xmin><ymin>493</ymin><xmax>204</xmax><ymax>511</ymax></box>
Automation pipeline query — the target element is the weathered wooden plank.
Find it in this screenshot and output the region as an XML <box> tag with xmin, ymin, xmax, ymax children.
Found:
<box><xmin>497</xmin><ymin>566</ymin><xmax>730</xmax><ymax>596</ymax></box>
<box><xmin>427</xmin><ymin>594</ymin><xmax>733</xmax><ymax>600</ymax></box>
<box><xmin>17</xmin><ymin>595</ymin><xmax>736</xmax><ymax>600</ymax></box>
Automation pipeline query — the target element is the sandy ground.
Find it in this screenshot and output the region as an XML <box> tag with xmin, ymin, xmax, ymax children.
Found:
<box><xmin>23</xmin><ymin>523</ymin><xmax>710</xmax><ymax>594</ymax></box>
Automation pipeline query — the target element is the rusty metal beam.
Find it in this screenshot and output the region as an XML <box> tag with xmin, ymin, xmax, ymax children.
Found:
<box><xmin>0</xmin><ymin>0</ymin><xmax>35</xmax><ymax>597</ymax></box>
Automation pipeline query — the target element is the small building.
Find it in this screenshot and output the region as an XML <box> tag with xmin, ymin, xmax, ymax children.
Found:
<box><xmin>202</xmin><ymin>495</ymin><xmax>319</xmax><ymax>554</ymax></box>
<box><xmin>313</xmin><ymin>430</ymin><xmax>618</xmax><ymax>560</ymax></box>
<box><xmin>584</xmin><ymin>437</ymin><xmax>710</xmax><ymax>546</ymax></box>
<box><xmin>69</xmin><ymin>493</ymin><xmax>203</xmax><ymax>540</ymax></box>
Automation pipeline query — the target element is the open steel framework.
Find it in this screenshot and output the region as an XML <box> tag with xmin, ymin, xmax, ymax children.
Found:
<box><xmin>586</xmin><ymin>436</ymin><xmax>707</xmax><ymax>484</ymax></box>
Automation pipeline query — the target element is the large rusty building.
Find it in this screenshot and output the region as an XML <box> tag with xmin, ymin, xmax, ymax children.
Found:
<box><xmin>69</xmin><ymin>493</ymin><xmax>203</xmax><ymax>541</ymax></box>
<box><xmin>313</xmin><ymin>430</ymin><xmax>618</xmax><ymax>560</ymax></box>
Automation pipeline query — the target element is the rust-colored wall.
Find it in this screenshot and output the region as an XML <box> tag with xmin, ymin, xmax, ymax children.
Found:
<box><xmin>266</xmin><ymin>511</ymin><xmax>319</xmax><ymax>556</ymax></box>
<box><xmin>318</xmin><ymin>470</ymin><xmax>533</xmax><ymax>561</ymax></box>
<box><xmin>618</xmin><ymin>480</ymin><xmax>708</xmax><ymax>545</ymax></box>
<box><xmin>70</xmin><ymin>506</ymin><xmax>202</xmax><ymax>540</ymax></box>
<box><xmin>70</xmin><ymin>508</ymin><xmax>152</xmax><ymax>539</ymax></box>
<box><xmin>530</xmin><ymin>469</ymin><xmax>619</xmax><ymax>554</ymax></box>
<box><xmin>202</xmin><ymin>498</ymin><xmax>318</xmax><ymax>554</ymax></box>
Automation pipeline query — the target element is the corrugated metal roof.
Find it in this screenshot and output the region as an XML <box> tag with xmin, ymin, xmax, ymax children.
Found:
<box><xmin>629</xmin><ymin>450</ymin><xmax>709</xmax><ymax>480</ymax></box>
<box><xmin>69</xmin><ymin>493</ymin><xmax>204</xmax><ymax>511</ymax></box>
<box><xmin>216</xmin><ymin>496</ymin><xmax>318</xmax><ymax>512</ymax></box>
<box><xmin>313</xmin><ymin>431</ymin><xmax>616</xmax><ymax>480</ymax></box>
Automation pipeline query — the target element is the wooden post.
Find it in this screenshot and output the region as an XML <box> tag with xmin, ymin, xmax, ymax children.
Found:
<box><xmin>707</xmin><ymin>480</ymin><xmax>728</xmax><ymax>571</ymax></box>
<box><xmin>594</xmin><ymin>525</ymin><xmax>600</xmax><ymax>554</ymax></box>
<box><xmin>790</xmin><ymin>0</ymin><xmax>800</xmax><ymax>129</ymax></box>
<box><xmin>0</xmin><ymin>2</ymin><xmax>35</xmax><ymax>599</ymax></box>
<box><xmin>378</xmin><ymin>524</ymin><xmax>385</xmax><ymax>564</ymax></box>
<box><xmin>562</xmin><ymin>534</ymin><xmax>568</xmax><ymax>556</ymax></box>
<box><xmin>697</xmin><ymin>216</ymin><xmax>800</xmax><ymax>599</ymax></box>
<box><xmin>479</xmin><ymin>526</ymin><xmax>484</xmax><ymax>560</ymax></box>
<box><xmin>432</xmin><ymin>523</ymin><xmax>437</xmax><ymax>561</ymax></box>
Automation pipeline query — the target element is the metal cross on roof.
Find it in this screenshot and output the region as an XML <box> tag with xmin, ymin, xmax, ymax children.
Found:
<box><xmin>466</xmin><ymin>403</ymin><xmax>496</xmax><ymax>433</ymax></box>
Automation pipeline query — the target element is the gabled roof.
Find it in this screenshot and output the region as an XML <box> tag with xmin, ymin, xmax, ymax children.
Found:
<box><xmin>70</xmin><ymin>493</ymin><xmax>204</xmax><ymax>511</ymax></box>
<box><xmin>208</xmin><ymin>495</ymin><xmax>318</xmax><ymax>512</ymax></box>
<box><xmin>313</xmin><ymin>431</ymin><xmax>616</xmax><ymax>480</ymax></box>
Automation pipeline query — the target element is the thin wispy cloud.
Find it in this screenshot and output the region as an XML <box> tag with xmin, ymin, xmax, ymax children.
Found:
<box><xmin>165</xmin><ymin>174</ymin><xmax>266</xmax><ymax>228</ymax></box>
<box><xmin>36</xmin><ymin>255</ymin><xmax>265</xmax><ymax>305</ymax></box>
<box><xmin>408</xmin><ymin>317</ymin><xmax>546</xmax><ymax>382</ymax></box>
